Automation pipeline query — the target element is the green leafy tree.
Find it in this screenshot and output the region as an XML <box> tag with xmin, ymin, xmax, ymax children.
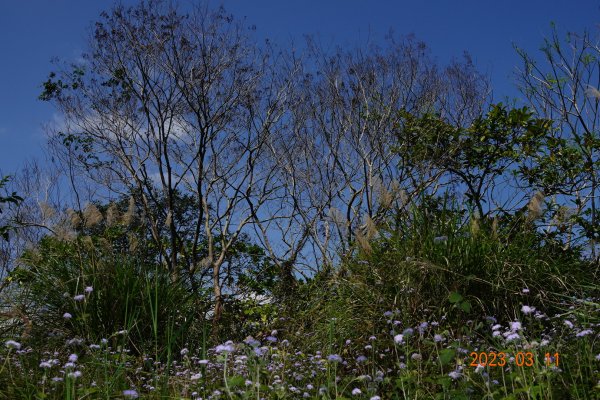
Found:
<box><xmin>397</xmin><ymin>104</ymin><xmax>551</xmax><ymax>218</ymax></box>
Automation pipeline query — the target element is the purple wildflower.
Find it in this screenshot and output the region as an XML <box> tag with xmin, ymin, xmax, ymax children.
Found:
<box><xmin>328</xmin><ymin>354</ymin><xmax>343</xmax><ymax>363</ymax></box>
<box><xmin>123</xmin><ymin>389</ymin><xmax>139</xmax><ymax>398</ymax></box>
<box><xmin>190</xmin><ymin>372</ymin><xmax>202</xmax><ymax>380</ymax></box>
<box><xmin>244</xmin><ymin>336</ymin><xmax>261</xmax><ymax>347</ymax></box>
<box><xmin>5</xmin><ymin>340</ymin><xmax>21</xmax><ymax>350</ymax></box>
<box><xmin>84</xmin><ymin>286</ymin><xmax>93</xmax><ymax>293</ymax></box>
<box><xmin>215</xmin><ymin>342</ymin><xmax>234</xmax><ymax>353</ymax></box>
<box><xmin>564</xmin><ymin>320</ymin><xmax>574</xmax><ymax>329</ymax></box>
<box><xmin>393</xmin><ymin>334</ymin><xmax>404</xmax><ymax>344</ymax></box>
<box><xmin>63</xmin><ymin>312</ymin><xmax>72</xmax><ymax>319</ymax></box>
<box><xmin>73</xmin><ymin>294</ymin><xmax>85</xmax><ymax>302</ymax></box>
<box><xmin>352</xmin><ymin>388</ymin><xmax>362</xmax><ymax>396</ymax></box>
<box><xmin>67</xmin><ymin>370</ymin><xmax>82</xmax><ymax>379</ymax></box>
<box><xmin>505</xmin><ymin>332</ymin><xmax>520</xmax><ymax>342</ymax></box>
<box><xmin>433</xmin><ymin>235</ymin><xmax>448</xmax><ymax>244</ymax></box>
<box><xmin>521</xmin><ymin>305</ymin><xmax>536</xmax><ymax>314</ymax></box>
<box><xmin>576</xmin><ymin>329</ymin><xmax>593</xmax><ymax>337</ymax></box>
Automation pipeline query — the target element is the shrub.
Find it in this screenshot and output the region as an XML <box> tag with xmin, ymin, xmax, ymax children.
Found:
<box><xmin>12</xmin><ymin>235</ymin><xmax>205</xmax><ymax>357</ymax></box>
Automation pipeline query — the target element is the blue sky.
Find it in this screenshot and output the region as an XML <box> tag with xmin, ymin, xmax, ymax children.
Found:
<box><xmin>1</xmin><ymin>0</ymin><xmax>599</xmax><ymax>175</ymax></box>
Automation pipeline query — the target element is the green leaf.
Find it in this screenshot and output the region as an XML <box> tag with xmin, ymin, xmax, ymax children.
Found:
<box><xmin>448</xmin><ymin>292</ymin><xmax>463</xmax><ymax>303</ymax></box>
<box><xmin>227</xmin><ymin>375</ymin><xmax>245</xmax><ymax>388</ymax></box>
<box><xmin>439</xmin><ymin>348</ymin><xmax>456</xmax><ymax>365</ymax></box>
<box><xmin>460</xmin><ymin>301</ymin><xmax>472</xmax><ymax>313</ymax></box>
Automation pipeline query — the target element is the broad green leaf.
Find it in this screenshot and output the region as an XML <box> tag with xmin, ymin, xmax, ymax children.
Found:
<box><xmin>227</xmin><ymin>375</ymin><xmax>245</xmax><ymax>387</ymax></box>
<box><xmin>448</xmin><ymin>292</ymin><xmax>463</xmax><ymax>303</ymax></box>
<box><xmin>460</xmin><ymin>301</ymin><xmax>472</xmax><ymax>313</ymax></box>
<box><xmin>439</xmin><ymin>348</ymin><xmax>456</xmax><ymax>365</ymax></box>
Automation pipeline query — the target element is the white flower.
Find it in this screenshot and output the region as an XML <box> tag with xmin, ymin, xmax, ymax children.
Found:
<box><xmin>448</xmin><ymin>370</ymin><xmax>462</xmax><ymax>380</ymax></box>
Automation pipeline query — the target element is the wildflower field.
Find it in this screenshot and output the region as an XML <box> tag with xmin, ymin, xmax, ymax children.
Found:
<box><xmin>1</xmin><ymin>202</ymin><xmax>599</xmax><ymax>399</ymax></box>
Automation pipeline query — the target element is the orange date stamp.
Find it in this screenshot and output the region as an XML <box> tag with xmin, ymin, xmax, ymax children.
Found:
<box><xmin>469</xmin><ymin>352</ymin><xmax>560</xmax><ymax>367</ymax></box>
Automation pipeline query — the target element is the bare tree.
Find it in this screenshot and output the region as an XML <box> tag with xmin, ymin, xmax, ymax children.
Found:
<box><xmin>42</xmin><ymin>1</ymin><xmax>289</xmax><ymax>324</ymax></box>
<box><xmin>270</xmin><ymin>36</ymin><xmax>491</xmax><ymax>261</ymax></box>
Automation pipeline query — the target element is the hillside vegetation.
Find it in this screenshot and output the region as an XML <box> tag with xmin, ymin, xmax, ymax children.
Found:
<box><xmin>0</xmin><ymin>1</ymin><xmax>599</xmax><ymax>398</ymax></box>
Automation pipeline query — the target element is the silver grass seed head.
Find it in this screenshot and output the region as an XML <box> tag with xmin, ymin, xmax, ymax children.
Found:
<box><xmin>106</xmin><ymin>203</ymin><xmax>120</xmax><ymax>227</ymax></box>
<box><xmin>83</xmin><ymin>204</ymin><xmax>103</xmax><ymax>228</ymax></box>
<box><xmin>122</xmin><ymin>196</ymin><xmax>137</xmax><ymax>226</ymax></box>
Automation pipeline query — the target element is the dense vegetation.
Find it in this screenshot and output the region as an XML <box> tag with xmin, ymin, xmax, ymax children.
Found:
<box><xmin>0</xmin><ymin>1</ymin><xmax>599</xmax><ymax>398</ymax></box>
